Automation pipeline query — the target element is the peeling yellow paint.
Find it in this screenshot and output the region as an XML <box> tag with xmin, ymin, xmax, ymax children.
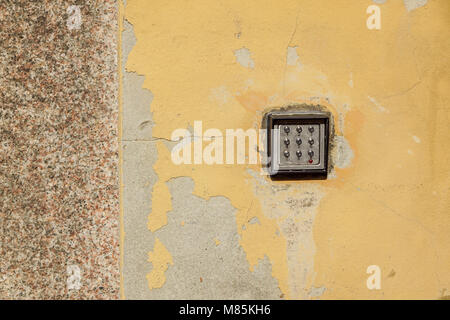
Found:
<box><xmin>126</xmin><ymin>0</ymin><xmax>450</xmax><ymax>299</ymax></box>
<box><xmin>146</xmin><ymin>238</ymin><xmax>174</xmax><ymax>289</ymax></box>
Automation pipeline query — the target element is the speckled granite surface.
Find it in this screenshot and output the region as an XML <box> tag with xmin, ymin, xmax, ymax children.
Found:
<box><xmin>0</xmin><ymin>1</ymin><xmax>119</xmax><ymax>299</ymax></box>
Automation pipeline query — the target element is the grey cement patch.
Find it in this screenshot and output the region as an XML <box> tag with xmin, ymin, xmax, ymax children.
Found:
<box><xmin>332</xmin><ymin>136</ymin><xmax>354</xmax><ymax>169</ymax></box>
<box><xmin>122</xmin><ymin>141</ymin><xmax>157</xmax><ymax>299</ymax></box>
<box><xmin>122</xmin><ymin>20</ymin><xmax>154</xmax><ymax>141</ymax></box>
<box><xmin>122</xmin><ymin>19</ymin><xmax>158</xmax><ymax>299</ymax></box>
<box><xmin>286</xmin><ymin>46</ymin><xmax>300</xmax><ymax>66</ymax></box>
<box><xmin>122</xmin><ymin>71</ymin><xmax>154</xmax><ymax>141</ymax></box>
<box><xmin>308</xmin><ymin>286</ymin><xmax>326</xmax><ymax>299</ymax></box>
<box><xmin>150</xmin><ymin>177</ymin><xmax>281</xmax><ymax>299</ymax></box>
<box><xmin>247</xmin><ymin>169</ymin><xmax>325</xmax><ymax>299</ymax></box>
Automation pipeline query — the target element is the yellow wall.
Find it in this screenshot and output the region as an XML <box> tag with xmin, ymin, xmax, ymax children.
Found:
<box><xmin>124</xmin><ymin>0</ymin><xmax>450</xmax><ymax>299</ymax></box>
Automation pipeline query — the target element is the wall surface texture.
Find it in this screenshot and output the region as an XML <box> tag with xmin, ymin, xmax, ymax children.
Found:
<box><xmin>122</xmin><ymin>0</ymin><xmax>450</xmax><ymax>299</ymax></box>
<box><xmin>0</xmin><ymin>1</ymin><xmax>120</xmax><ymax>299</ymax></box>
<box><xmin>0</xmin><ymin>0</ymin><xmax>448</xmax><ymax>300</ymax></box>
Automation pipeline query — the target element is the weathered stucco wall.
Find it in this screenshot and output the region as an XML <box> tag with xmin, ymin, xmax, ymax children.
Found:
<box><xmin>0</xmin><ymin>1</ymin><xmax>120</xmax><ymax>299</ymax></box>
<box><xmin>121</xmin><ymin>0</ymin><xmax>450</xmax><ymax>299</ymax></box>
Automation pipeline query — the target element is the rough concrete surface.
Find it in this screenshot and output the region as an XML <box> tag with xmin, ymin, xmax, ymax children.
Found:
<box><xmin>149</xmin><ymin>177</ymin><xmax>281</xmax><ymax>299</ymax></box>
<box><xmin>124</xmin><ymin>0</ymin><xmax>450</xmax><ymax>300</ymax></box>
<box><xmin>121</xmin><ymin>18</ymin><xmax>281</xmax><ymax>299</ymax></box>
<box><xmin>1</xmin><ymin>0</ymin><xmax>449</xmax><ymax>301</ymax></box>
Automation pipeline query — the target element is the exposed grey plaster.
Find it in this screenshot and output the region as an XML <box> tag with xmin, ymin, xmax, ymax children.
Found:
<box><xmin>286</xmin><ymin>46</ymin><xmax>301</xmax><ymax>66</ymax></box>
<box><xmin>122</xmin><ymin>20</ymin><xmax>154</xmax><ymax>141</ymax></box>
<box><xmin>412</xmin><ymin>135</ymin><xmax>421</xmax><ymax>144</ymax></box>
<box><xmin>247</xmin><ymin>169</ymin><xmax>325</xmax><ymax>299</ymax></box>
<box><xmin>234</xmin><ymin>47</ymin><xmax>255</xmax><ymax>69</ymax></box>
<box><xmin>403</xmin><ymin>0</ymin><xmax>428</xmax><ymax>12</ymax></box>
<box><xmin>122</xmin><ymin>141</ymin><xmax>158</xmax><ymax>299</ymax></box>
<box><xmin>368</xmin><ymin>96</ymin><xmax>389</xmax><ymax>113</ymax></box>
<box><xmin>150</xmin><ymin>177</ymin><xmax>282</xmax><ymax>299</ymax></box>
<box><xmin>248</xmin><ymin>217</ymin><xmax>261</xmax><ymax>225</ymax></box>
<box><xmin>122</xmin><ymin>17</ymin><xmax>279</xmax><ymax>300</ymax></box>
<box><xmin>122</xmin><ymin>19</ymin><xmax>158</xmax><ymax>299</ymax></box>
<box><xmin>372</xmin><ymin>0</ymin><xmax>387</xmax><ymax>4</ymax></box>
<box><xmin>348</xmin><ymin>73</ymin><xmax>354</xmax><ymax>88</ymax></box>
